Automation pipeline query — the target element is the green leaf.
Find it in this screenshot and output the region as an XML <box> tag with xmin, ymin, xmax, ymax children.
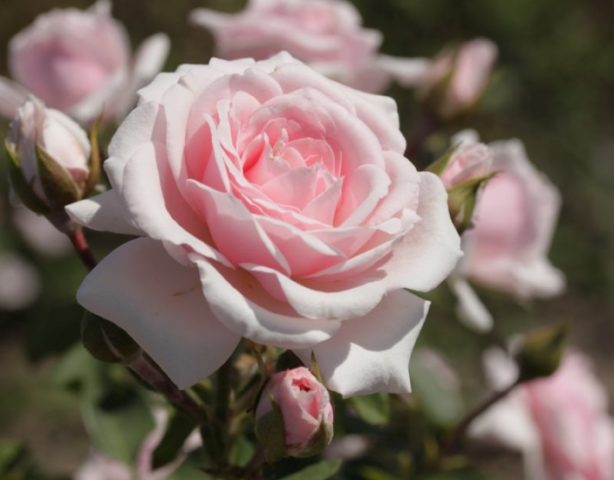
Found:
<box><xmin>4</xmin><ymin>141</ymin><xmax>49</xmax><ymax>214</ymax></box>
<box><xmin>358</xmin><ymin>466</ymin><xmax>398</xmax><ymax>480</ymax></box>
<box><xmin>228</xmin><ymin>435</ymin><xmax>255</xmax><ymax>467</ymax></box>
<box><xmin>35</xmin><ymin>143</ymin><xmax>82</xmax><ymax>209</ymax></box>
<box><xmin>279</xmin><ymin>459</ymin><xmax>341</xmax><ymax>480</ymax></box>
<box><xmin>349</xmin><ymin>393</ymin><xmax>391</xmax><ymax>426</ymax></box>
<box><xmin>82</xmin><ymin>389</ymin><xmax>155</xmax><ymax>464</ymax></box>
<box><xmin>410</xmin><ymin>354</ymin><xmax>465</xmax><ymax>428</ymax></box>
<box><xmin>152</xmin><ymin>410</ymin><xmax>197</xmax><ymax>469</ymax></box>
<box><xmin>0</xmin><ymin>441</ymin><xmax>25</xmax><ymax>473</ymax></box>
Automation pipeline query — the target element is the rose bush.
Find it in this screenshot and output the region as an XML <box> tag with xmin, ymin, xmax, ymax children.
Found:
<box><xmin>190</xmin><ymin>0</ymin><xmax>429</xmax><ymax>93</ymax></box>
<box><xmin>0</xmin><ymin>0</ymin><xmax>169</xmax><ymax>123</ymax></box>
<box><xmin>472</xmin><ymin>349</ymin><xmax>614</xmax><ymax>480</ymax></box>
<box><xmin>67</xmin><ymin>52</ymin><xmax>461</xmax><ymax>397</ymax></box>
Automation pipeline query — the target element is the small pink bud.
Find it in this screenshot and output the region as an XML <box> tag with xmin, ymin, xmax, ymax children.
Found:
<box><xmin>420</xmin><ymin>38</ymin><xmax>498</xmax><ymax>119</ymax></box>
<box><xmin>6</xmin><ymin>98</ymin><xmax>92</xmax><ymax>212</ymax></box>
<box><xmin>256</xmin><ymin>367</ymin><xmax>334</xmax><ymax>460</ymax></box>
<box><xmin>441</xmin><ymin>131</ymin><xmax>493</xmax><ymax>189</ymax></box>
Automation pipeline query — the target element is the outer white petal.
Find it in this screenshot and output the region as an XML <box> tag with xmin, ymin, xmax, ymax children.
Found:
<box><xmin>194</xmin><ymin>259</ymin><xmax>342</xmax><ymax>349</ymax></box>
<box><xmin>0</xmin><ymin>76</ymin><xmax>28</xmax><ymax>119</ymax></box>
<box><xmin>384</xmin><ymin>172</ymin><xmax>462</xmax><ymax>292</ymax></box>
<box><xmin>449</xmin><ymin>277</ymin><xmax>493</xmax><ymax>332</ymax></box>
<box><xmin>376</xmin><ymin>55</ymin><xmax>430</xmax><ymax>87</ymax></box>
<box><xmin>65</xmin><ymin>190</ymin><xmax>142</xmax><ymax>236</ymax></box>
<box><xmin>77</xmin><ymin>238</ymin><xmax>241</xmax><ymax>388</ymax></box>
<box><xmin>295</xmin><ymin>290</ymin><xmax>429</xmax><ymax>397</ymax></box>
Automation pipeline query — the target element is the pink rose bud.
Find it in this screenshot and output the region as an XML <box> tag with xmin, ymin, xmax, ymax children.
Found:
<box><xmin>6</xmin><ymin>98</ymin><xmax>92</xmax><ymax>213</ymax></box>
<box><xmin>190</xmin><ymin>0</ymin><xmax>428</xmax><ymax>93</ymax></box>
<box><xmin>256</xmin><ymin>367</ymin><xmax>334</xmax><ymax>460</ymax></box>
<box><xmin>420</xmin><ymin>38</ymin><xmax>497</xmax><ymax>119</ymax></box>
<box><xmin>0</xmin><ymin>0</ymin><xmax>169</xmax><ymax>124</ymax></box>
<box><xmin>440</xmin><ymin>131</ymin><xmax>493</xmax><ymax>189</ymax></box>
<box><xmin>472</xmin><ymin>350</ymin><xmax>614</xmax><ymax>480</ymax></box>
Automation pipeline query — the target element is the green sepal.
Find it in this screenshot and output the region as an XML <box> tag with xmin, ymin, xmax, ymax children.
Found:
<box><xmin>427</xmin><ymin>144</ymin><xmax>459</xmax><ymax>177</ymax></box>
<box><xmin>81</xmin><ymin>311</ymin><xmax>141</xmax><ymax>363</ymax></box>
<box><xmin>309</xmin><ymin>352</ymin><xmax>324</xmax><ymax>384</ymax></box>
<box><xmin>349</xmin><ymin>393</ymin><xmax>391</xmax><ymax>426</ymax></box>
<box><xmin>516</xmin><ymin>322</ymin><xmax>569</xmax><ymax>382</ymax></box>
<box><xmin>84</xmin><ymin>117</ymin><xmax>102</xmax><ymax>195</ymax></box>
<box><xmin>279</xmin><ymin>459</ymin><xmax>342</xmax><ymax>480</ymax></box>
<box><xmin>255</xmin><ymin>398</ymin><xmax>287</xmax><ymax>463</ymax></box>
<box><xmin>289</xmin><ymin>418</ymin><xmax>333</xmax><ymax>458</ymax></box>
<box><xmin>4</xmin><ymin>140</ymin><xmax>50</xmax><ymax>214</ymax></box>
<box><xmin>152</xmin><ymin>410</ymin><xmax>197</xmax><ymax>469</ymax></box>
<box><xmin>36</xmin><ymin>143</ymin><xmax>82</xmax><ymax>209</ymax></box>
<box><xmin>447</xmin><ymin>173</ymin><xmax>495</xmax><ymax>234</ymax></box>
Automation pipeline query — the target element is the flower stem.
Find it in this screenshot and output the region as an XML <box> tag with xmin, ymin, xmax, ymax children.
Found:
<box><xmin>128</xmin><ymin>352</ymin><xmax>206</xmax><ymax>423</ymax></box>
<box><xmin>67</xmin><ymin>227</ymin><xmax>97</xmax><ymax>271</ymax></box>
<box><xmin>441</xmin><ymin>377</ymin><xmax>521</xmax><ymax>454</ymax></box>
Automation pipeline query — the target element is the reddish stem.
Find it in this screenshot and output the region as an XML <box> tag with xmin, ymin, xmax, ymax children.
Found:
<box><xmin>68</xmin><ymin>227</ymin><xmax>97</xmax><ymax>271</ymax></box>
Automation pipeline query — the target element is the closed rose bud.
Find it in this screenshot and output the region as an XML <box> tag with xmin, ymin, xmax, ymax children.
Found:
<box><xmin>420</xmin><ymin>38</ymin><xmax>497</xmax><ymax>119</ymax></box>
<box><xmin>440</xmin><ymin>131</ymin><xmax>493</xmax><ymax>189</ymax></box>
<box><xmin>6</xmin><ymin>98</ymin><xmax>92</xmax><ymax>213</ymax></box>
<box><xmin>256</xmin><ymin>367</ymin><xmax>334</xmax><ymax>461</ymax></box>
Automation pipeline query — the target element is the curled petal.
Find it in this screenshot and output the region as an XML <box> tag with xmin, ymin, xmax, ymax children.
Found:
<box><xmin>295</xmin><ymin>290</ymin><xmax>428</xmax><ymax>397</ymax></box>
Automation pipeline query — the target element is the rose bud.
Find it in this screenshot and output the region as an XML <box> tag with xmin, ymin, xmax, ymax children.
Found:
<box><xmin>256</xmin><ymin>367</ymin><xmax>334</xmax><ymax>461</ymax></box>
<box><xmin>431</xmin><ymin>130</ymin><xmax>494</xmax><ymax>234</ymax></box>
<box><xmin>419</xmin><ymin>38</ymin><xmax>497</xmax><ymax>120</ymax></box>
<box><xmin>6</xmin><ymin>98</ymin><xmax>97</xmax><ymax>217</ymax></box>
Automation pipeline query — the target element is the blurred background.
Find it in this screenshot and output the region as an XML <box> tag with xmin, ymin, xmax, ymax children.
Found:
<box><xmin>0</xmin><ymin>0</ymin><xmax>613</xmax><ymax>478</ymax></box>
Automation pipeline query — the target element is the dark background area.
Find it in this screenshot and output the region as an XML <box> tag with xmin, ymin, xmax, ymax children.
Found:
<box><xmin>1</xmin><ymin>0</ymin><xmax>613</xmax><ymax>478</ymax></box>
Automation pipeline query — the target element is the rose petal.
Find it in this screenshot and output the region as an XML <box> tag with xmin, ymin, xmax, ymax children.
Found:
<box><xmin>384</xmin><ymin>172</ymin><xmax>462</xmax><ymax>292</ymax></box>
<box><xmin>449</xmin><ymin>277</ymin><xmax>493</xmax><ymax>332</ymax></box>
<box><xmin>0</xmin><ymin>76</ymin><xmax>28</xmax><ymax>119</ymax></box>
<box><xmin>243</xmin><ymin>264</ymin><xmax>387</xmax><ymax>321</ymax></box>
<box><xmin>66</xmin><ymin>190</ymin><xmax>142</xmax><ymax>236</ymax></box>
<box><xmin>295</xmin><ymin>290</ymin><xmax>429</xmax><ymax>397</ymax></box>
<box><xmin>77</xmin><ymin>238</ymin><xmax>241</xmax><ymax>389</ymax></box>
<box><xmin>194</xmin><ymin>258</ymin><xmax>341</xmax><ymax>348</ymax></box>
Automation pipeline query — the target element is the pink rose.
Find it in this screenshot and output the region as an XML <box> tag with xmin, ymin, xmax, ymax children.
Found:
<box><xmin>67</xmin><ymin>53</ymin><xmax>461</xmax><ymax>397</ymax></box>
<box><xmin>256</xmin><ymin>367</ymin><xmax>334</xmax><ymax>456</ymax></box>
<box><xmin>471</xmin><ymin>349</ymin><xmax>614</xmax><ymax>480</ymax></box>
<box><xmin>419</xmin><ymin>38</ymin><xmax>497</xmax><ymax>119</ymax></box>
<box><xmin>0</xmin><ymin>0</ymin><xmax>169</xmax><ymax>123</ymax></box>
<box><xmin>190</xmin><ymin>0</ymin><xmax>429</xmax><ymax>93</ymax></box>
<box><xmin>462</xmin><ymin>139</ymin><xmax>565</xmax><ymax>299</ymax></box>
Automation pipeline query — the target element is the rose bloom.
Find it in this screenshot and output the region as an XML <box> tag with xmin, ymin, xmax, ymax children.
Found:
<box><xmin>67</xmin><ymin>52</ymin><xmax>461</xmax><ymax>397</ymax></box>
<box><xmin>0</xmin><ymin>0</ymin><xmax>169</xmax><ymax>123</ymax></box>
<box><xmin>256</xmin><ymin>367</ymin><xmax>334</xmax><ymax>455</ymax></box>
<box><xmin>460</xmin><ymin>138</ymin><xmax>565</xmax><ymax>299</ymax></box>
<box><xmin>190</xmin><ymin>0</ymin><xmax>429</xmax><ymax>93</ymax></box>
<box><xmin>419</xmin><ymin>38</ymin><xmax>497</xmax><ymax>119</ymax></box>
<box><xmin>471</xmin><ymin>349</ymin><xmax>614</xmax><ymax>480</ymax></box>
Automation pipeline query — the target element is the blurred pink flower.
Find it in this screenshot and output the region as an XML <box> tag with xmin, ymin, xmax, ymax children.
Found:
<box><xmin>472</xmin><ymin>349</ymin><xmax>614</xmax><ymax>480</ymax></box>
<box><xmin>13</xmin><ymin>205</ymin><xmax>71</xmax><ymax>256</ymax></box>
<box><xmin>190</xmin><ymin>0</ymin><xmax>429</xmax><ymax>92</ymax></box>
<box><xmin>0</xmin><ymin>252</ymin><xmax>40</xmax><ymax>311</ymax></box>
<box><xmin>462</xmin><ymin>139</ymin><xmax>565</xmax><ymax>299</ymax></box>
<box><xmin>256</xmin><ymin>367</ymin><xmax>334</xmax><ymax>455</ymax></box>
<box><xmin>419</xmin><ymin>38</ymin><xmax>497</xmax><ymax>119</ymax></box>
<box><xmin>0</xmin><ymin>0</ymin><xmax>169</xmax><ymax>123</ymax></box>
<box><xmin>440</xmin><ymin>130</ymin><xmax>493</xmax><ymax>190</ymax></box>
